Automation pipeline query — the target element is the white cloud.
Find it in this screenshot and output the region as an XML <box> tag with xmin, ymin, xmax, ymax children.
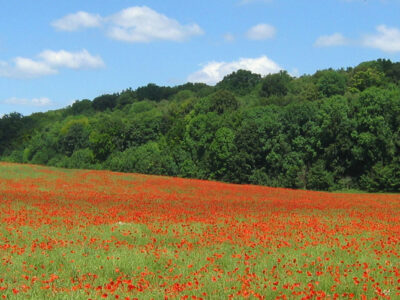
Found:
<box><xmin>53</xmin><ymin>6</ymin><xmax>204</xmax><ymax>43</ymax></box>
<box><xmin>314</xmin><ymin>33</ymin><xmax>348</xmax><ymax>47</ymax></box>
<box><xmin>14</xmin><ymin>57</ymin><xmax>58</xmax><ymax>77</ymax></box>
<box><xmin>224</xmin><ymin>33</ymin><xmax>235</xmax><ymax>42</ymax></box>
<box><xmin>315</xmin><ymin>25</ymin><xmax>400</xmax><ymax>52</ymax></box>
<box><xmin>362</xmin><ymin>25</ymin><xmax>400</xmax><ymax>52</ymax></box>
<box><xmin>0</xmin><ymin>58</ymin><xmax>57</xmax><ymax>78</ymax></box>
<box><xmin>52</xmin><ymin>11</ymin><xmax>102</xmax><ymax>31</ymax></box>
<box><xmin>188</xmin><ymin>55</ymin><xmax>282</xmax><ymax>85</ymax></box>
<box><xmin>38</xmin><ymin>49</ymin><xmax>104</xmax><ymax>69</ymax></box>
<box><xmin>107</xmin><ymin>6</ymin><xmax>203</xmax><ymax>42</ymax></box>
<box><xmin>246</xmin><ymin>24</ymin><xmax>276</xmax><ymax>40</ymax></box>
<box><xmin>4</xmin><ymin>97</ymin><xmax>52</xmax><ymax>107</ymax></box>
<box><xmin>0</xmin><ymin>49</ymin><xmax>104</xmax><ymax>79</ymax></box>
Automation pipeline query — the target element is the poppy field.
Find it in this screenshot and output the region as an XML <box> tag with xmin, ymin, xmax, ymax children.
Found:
<box><xmin>0</xmin><ymin>162</ymin><xmax>399</xmax><ymax>299</ymax></box>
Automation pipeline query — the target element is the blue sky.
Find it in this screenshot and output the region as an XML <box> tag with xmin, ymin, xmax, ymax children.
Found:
<box><xmin>1</xmin><ymin>0</ymin><xmax>400</xmax><ymax>116</ymax></box>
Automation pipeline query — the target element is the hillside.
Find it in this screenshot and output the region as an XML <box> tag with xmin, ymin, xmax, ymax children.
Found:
<box><xmin>0</xmin><ymin>162</ymin><xmax>399</xmax><ymax>298</ymax></box>
<box><xmin>1</xmin><ymin>59</ymin><xmax>400</xmax><ymax>192</ymax></box>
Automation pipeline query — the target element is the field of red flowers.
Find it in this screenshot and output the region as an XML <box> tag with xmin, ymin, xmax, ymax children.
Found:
<box><xmin>0</xmin><ymin>162</ymin><xmax>399</xmax><ymax>299</ymax></box>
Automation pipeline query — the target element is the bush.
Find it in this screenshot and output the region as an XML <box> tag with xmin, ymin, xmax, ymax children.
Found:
<box><xmin>68</xmin><ymin>148</ymin><xmax>95</xmax><ymax>169</ymax></box>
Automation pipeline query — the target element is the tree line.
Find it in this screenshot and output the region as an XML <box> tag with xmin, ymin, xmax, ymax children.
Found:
<box><xmin>1</xmin><ymin>58</ymin><xmax>400</xmax><ymax>192</ymax></box>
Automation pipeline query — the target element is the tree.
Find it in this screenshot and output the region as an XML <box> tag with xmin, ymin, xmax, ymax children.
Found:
<box><xmin>316</xmin><ymin>70</ymin><xmax>347</xmax><ymax>97</ymax></box>
<box><xmin>0</xmin><ymin>112</ymin><xmax>27</xmax><ymax>155</ymax></box>
<box><xmin>208</xmin><ymin>127</ymin><xmax>236</xmax><ymax>180</ymax></box>
<box><xmin>136</xmin><ymin>83</ymin><xmax>174</xmax><ymax>101</ymax></box>
<box><xmin>68</xmin><ymin>148</ymin><xmax>95</xmax><ymax>169</ymax></box>
<box><xmin>125</xmin><ymin>109</ymin><xmax>163</xmax><ymax>147</ymax></box>
<box><xmin>315</xmin><ymin>96</ymin><xmax>354</xmax><ymax>179</ymax></box>
<box><xmin>306</xmin><ymin>160</ymin><xmax>334</xmax><ymax>190</ymax></box>
<box><xmin>216</xmin><ymin>69</ymin><xmax>261</xmax><ymax>95</ymax></box>
<box><xmin>260</xmin><ymin>71</ymin><xmax>292</xmax><ymax>98</ymax></box>
<box><xmin>349</xmin><ymin>88</ymin><xmax>395</xmax><ymax>176</ymax></box>
<box><xmin>184</xmin><ymin>113</ymin><xmax>220</xmax><ymax>169</ymax></box>
<box><xmin>89</xmin><ymin>116</ymin><xmax>126</xmax><ymax>161</ymax></box>
<box><xmin>58</xmin><ymin>118</ymin><xmax>90</xmax><ymax>156</ymax></box>
<box><xmin>209</xmin><ymin>90</ymin><xmax>239</xmax><ymax>114</ymax></box>
<box><xmin>360</xmin><ymin>161</ymin><xmax>400</xmax><ymax>192</ymax></box>
<box><xmin>288</xmin><ymin>75</ymin><xmax>321</xmax><ymax>102</ymax></box>
<box><xmin>349</xmin><ymin>68</ymin><xmax>385</xmax><ymax>92</ymax></box>
<box><xmin>107</xmin><ymin>142</ymin><xmax>173</xmax><ymax>175</ymax></box>
<box><xmin>69</xmin><ymin>99</ymin><xmax>93</xmax><ymax>115</ymax></box>
<box><xmin>115</xmin><ymin>89</ymin><xmax>136</xmax><ymax>109</ymax></box>
<box><xmin>92</xmin><ymin>94</ymin><xmax>118</xmax><ymax>111</ymax></box>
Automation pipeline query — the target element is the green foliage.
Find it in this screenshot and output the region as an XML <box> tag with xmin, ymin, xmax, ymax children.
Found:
<box><xmin>216</xmin><ymin>69</ymin><xmax>261</xmax><ymax>95</ymax></box>
<box><xmin>107</xmin><ymin>142</ymin><xmax>174</xmax><ymax>175</ymax></box>
<box><xmin>125</xmin><ymin>109</ymin><xmax>164</xmax><ymax>147</ymax></box>
<box><xmin>316</xmin><ymin>70</ymin><xmax>347</xmax><ymax>97</ymax></box>
<box><xmin>360</xmin><ymin>161</ymin><xmax>400</xmax><ymax>192</ymax></box>
<box><xmin>68</xmin><ymin>148</ymin><xmax>95</xmax><ymax>169</ymax></box>
<box><xmin>26</xmin><ymin>132</ymin><xmax>59</xmax><ymax>165</ymax></box>
<box><xmin>136</xmin><ymin>83</ymin><xmax>174</xmax><ymax>101</ymax></box>
<box><xmin>208</xmin><ymin>127</ymin><xmax>236</xmax><ymax>180</ymax></box>
<box><xmin>0</xmin><ymin>112</ymin><xmax>27</xmax><ymax>155</ymax></box>
<box><xmin>69</xmin><ymin>99</ymin><xmax>93</xmax><ymax>115</ymax></box>
<box><xmin>184</xmin><ymin>112</ymin><xmax>220</xmax><ymax>165</ymax></box>
<box><xmin>209</xmin><ymin>90</ymin><xmax>239</xmax><ymax>114</ymax></box>
<box><xmin>349</xmin><ymin>68</ymin><xmax>385</xmax><ymax>92</ymax></box>
<box><xmin>92</xmin><ymin>94</ymin><xmax>118</xmax><ymax>111</ymax></box>
<box><xmin>129</xmin><ymin>100</ymin><xmax>156</xmax><ymax>114</ymax></box>
<box><xmin>59</xmin><ymin>118</ymin><xmax>90</xmax><ymax>156</ymax></box>
<box><xmin>3</xmin><ymin>59</ymin><xmax>400</xmax><ymax>191</ymax></box>
<box><xmin>289</xmin><ymin>75</ymin><xmax>321</xmax><ymax>102</ymax></box>
<box><xmin>115</xmin><ymin>89</ymin><xmax>136</xmax><ymax>109</ymax></box>
<box><xmin>260</xmin><ymin>71</ymin><xmax>292</xmax><ymax>98</ymax></box>
<box><xmin>89</xmin><ymin>116</ymin><xmax>126</xmax><ymax>161</ymax></box>
<box><xmin>306</xmin><ymin>160</ymin><xmax>334</xmax><ymax>191</ymax></box>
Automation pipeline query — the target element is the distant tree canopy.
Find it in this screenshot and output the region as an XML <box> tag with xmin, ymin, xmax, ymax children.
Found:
<box><xmin>217</xmin><ymin>69</ymin><xmax>261</xmax><ymax>95</ymax></box>
<box><xmin>260</xmin><ymin>71</ymin><xmax>292</xmax><ymax>98</ymax></box>
<box><xmin>315</xmin><ymin>70</ymin><xmax>347</xmax><ymax>98</ymax></box>
<box><xmin>136</xmin><ymin>83</ymin><xmax>174</xmax><ymax>101</ymax></box>
<box><xmin>2</xmin><ymin>59</ymin><xmax>400</xmax><ymax>192</ymax></box>
<box><xmin>69</xmin><ymin>99</ymin><xmax>93</xmax><ymax>115</ymax></box>
<box><xmin>92</xmin><ymin>94</ymin><xmax>119</xmax><ymax>111</ymax></box>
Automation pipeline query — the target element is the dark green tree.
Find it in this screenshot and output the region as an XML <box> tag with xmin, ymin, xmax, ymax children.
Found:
<box><xmin>216</xmin><ymin>69</ymin><xmax>261</xmax><ymax>95</ymax></box>
<box><xmin>92</xmin><ymin>94</ymin><xmax>118</xmax><ymax>111</ymax></box>
<box><xmin>316</xmin><ymin>70</ymin><xmax>347</xmax><ymax>97</ymax></box>
<box><xmin>260</xmin><ymin>71</ymin><xmax>292</xmax><ymax>98</ymax></box>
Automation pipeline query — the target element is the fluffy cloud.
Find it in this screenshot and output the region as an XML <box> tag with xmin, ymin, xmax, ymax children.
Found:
<box><xmin>107</xmin><ymin>6</ymin><xmax>203</xmax><ymax>42</ymax></box>
<box><xmin>0</xmin><ymin>49</ymin><xmax>104</xmax><ymax>79</ymax></box>
<box><xmin>52</xmin><ymin>6</ymin><xmax>203</xmax><ymax>43</ymax></box>
<box><xmin>38</xmin><ymin>49</ymin><xmax>104</xmax><ymax>69</ymax></box>
<box><xmin>52</xmin><ymin>11</ymin><xmax>102</xmax><ymax>31</ymax></box>
<box><xmin>246</xmin><ymin>24</ymin><xmax>276</xmax><ymax>40</ymax></box>
<box><xmin>3</xmin><ymin>97</ymin><xmax>52</xmax><ymax>107</ymax></box>
<box><xmin>362</xmin><ymin>25</ymin><xmax>400</xmax><ymax>52</ymax></box>
<box><xmin>315</xmin><ymin>25</ymin><xmax>400</xmax><ymax>53</ymax></box>
<box><xmin>314</xmin><ymin>33</ymin><xmax>348</xmax><ymax>47</ymax></box>
<box><xmin>188</xmin><ymin>55</ymin><xmax>282</xmax><ymax>85</ymax></box>
<box><xmin>12</xmin><ymin>57</ymin><xmax>57</xmax><ymax>77</ymax></box>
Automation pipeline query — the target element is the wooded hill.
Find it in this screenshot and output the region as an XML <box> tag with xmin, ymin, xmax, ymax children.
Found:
<box><xmin>1</xmin><ymin>59</ymin><xmax>400</xmax><ymax>192</ymax></box>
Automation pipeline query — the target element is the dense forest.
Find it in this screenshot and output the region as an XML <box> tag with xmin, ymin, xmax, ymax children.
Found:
<box><xmin>1</xmin><ymin>59</ymin><xmax>400</xmax><ymax>192</ymax></box>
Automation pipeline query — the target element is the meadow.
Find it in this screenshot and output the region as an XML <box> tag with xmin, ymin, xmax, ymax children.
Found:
<box><xmin>0</xmin><ymin>162</ymin><xmax>399</xmax><ymax>299</ymax></box>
